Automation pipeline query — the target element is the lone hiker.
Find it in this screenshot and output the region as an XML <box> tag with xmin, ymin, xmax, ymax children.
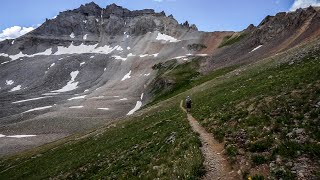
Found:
<box><xmin>186</xmin><ymin>96</ymin><xmax>192</xmax><ymax>113</ymax></box>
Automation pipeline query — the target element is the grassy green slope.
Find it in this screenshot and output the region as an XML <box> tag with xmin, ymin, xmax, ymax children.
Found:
<box><xmin>0</xmin><ymin>106</ymin><xmax>204</xmax><ymax>179</ymax></box>
<box><xmin>218</xmin><ymin>33</ymin><xmax>247</xmax><ymax>48</ymax></box>
<box><xmin>189</xmin><ymin>51</ymin><xmax>320</xmax><ymax>179</ymax></box>
<box><xmin>149</xmin><ymin>58</ymin><xmax>238</xmax><ymax>106</ymax></box>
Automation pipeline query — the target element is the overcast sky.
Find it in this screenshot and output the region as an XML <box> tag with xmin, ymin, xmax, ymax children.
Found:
<box><xmin>0</xmin><ymin>0</ymin><xmax>319</xmax><ymax>41</ymax></box>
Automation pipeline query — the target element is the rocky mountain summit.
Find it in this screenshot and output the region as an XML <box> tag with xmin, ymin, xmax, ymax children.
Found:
<box><xmin>31</xmin><ymin>2</ymin><xmax>196</xmax><ymax>40</ymax></box>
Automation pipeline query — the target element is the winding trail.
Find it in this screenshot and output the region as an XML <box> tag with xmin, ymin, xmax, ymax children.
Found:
<box><xmin>180</xmin><ymin>101</ymin><xmax>239</xmax><ymax>180</ymax></box>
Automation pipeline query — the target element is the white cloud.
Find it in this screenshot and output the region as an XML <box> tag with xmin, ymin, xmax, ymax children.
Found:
<box><xmin>0</xmin><ymin>26</ymin><xmax>35</xmax><ymax>41</ymax></box>
<box><xmin>290</xmin><ymin>0</ymin><xmax>320</xmax><ymax>11</ymax></box>
<box><xmin>153</xmin><ymin>0</ymin><xmax>163</xmax><ymax>2</ymax></box>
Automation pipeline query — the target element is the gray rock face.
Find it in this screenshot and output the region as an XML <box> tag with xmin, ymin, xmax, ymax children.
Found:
<box><xmin>26</xmin><ymin>2</ymin><xmax>190</xmax><ymax>41</ymax></box>
<box><xmin>249</xmin><ymin>6</ymin><xmax>319</xmax><ymax>45</ymax></box>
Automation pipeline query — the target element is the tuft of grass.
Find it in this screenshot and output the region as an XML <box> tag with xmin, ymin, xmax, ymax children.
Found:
<box><xmin>249</xmin><ymin>139</ymin><xmax>273</xmax><ymax>152</ymax></box>
<box><xmin>226</xmin><ymin>145</ymin><xmax>238</xmax><ymax>157</ymax></box>
<box><xmin>252</xmin><ymin>155</ymin><xmax>268</xmax><ymax>166</ymax></box>
<box><xmin>252</xmin><ymin>174</ymin><xmax>265</xmax><ymax>180</ymax></box>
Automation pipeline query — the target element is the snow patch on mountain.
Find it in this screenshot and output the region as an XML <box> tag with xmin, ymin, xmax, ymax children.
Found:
<box><xmin>9</xmin><ymin>85</ymin><xmax>21</xmax><ymax>92</ymax></box>
<box><xmin>98</xmin><ymin>108</ymin><xmax>110</xmax><ymax>111</ymax></box>
<box><xmin>121</xmin><ymin>71</ymin><xmax>132</xmax><ymax>81</ymax></box>
<box><xmin>51</xmin><ymin>71</ymin><xmax>79</xmax><ymax>93</ymax></box>
<box><xmin>23</xmin><ymin>106</ymin><xmax>53</xmax><ymax>113</ymax></box>
<box><xmin>69</xmin><ymin>106</ymin><xmax>84</xmax><ymax>109</ymax></box>
<box><xmin>0</xmin><ymin>48</ymin><xmax>53</xmax><ymax>61</ymax></box>
<box><xmin>70</xmin><ymin>33</ymin><xmax>75</xmax><ymax>38</ymax></box>
<box><xmin>156</xmin><ymin>33</ymin><xmax>179</xmax><ymax>42</ymax></box>
<box><xmin>54</xmin><ymin>43</ymin><xmax>119</xmax><ymax>55</ymax></box>
<box><xmin>68</xmin><ymin>95</ymin><xmax>86</xmax><ymax>101</ymax></box>
<box><xmin>127</xmin><ymin>101</ymin><xmax>142</xmax><ymax>115</ymax></box>
<box><xmin>250</xmin><ymin>45</ymin><xmax>263</xmax><ymax>53</ymax></box>
<box><xmin>6</xmin><ymin>80</ymin><xmax>14</xmax><ymax>86</ymax></box>
<box><xmin>83</xmin><ymin>34</ymin><xmax>88</xmax><ymax>40</ymax></box>
<box><xmin>6</xmin><ymin>135</ymin><xmax>37</xmax><ymax>138</ymax></box>
<box><xmin>12</xmin><ymin>96</ymin><xmax>51</xmax><ymax>104</ymax></box>
<box><xmin>112</xmin><ymin>55</ymin><xmax>127</xmax><ymax>61</ymax></box>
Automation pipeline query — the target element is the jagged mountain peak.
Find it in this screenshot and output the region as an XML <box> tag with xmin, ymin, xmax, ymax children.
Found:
<box><xmin>25</xmin><ymin>2</ymin><xmax>195</xmax><ymax>40</ymax></box>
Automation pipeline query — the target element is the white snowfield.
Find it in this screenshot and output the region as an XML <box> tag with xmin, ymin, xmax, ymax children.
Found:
<box><xmin>83</xmin><ymin>34</ymin><xmax>88</xmax><ymax>40</ymax></box>
<box><xmin>0</xmin><ymin>134</ymin><xmax>37</xmax><ymax>138</ymax></box>
<box><xmin>80</xmin><ymin>62</ymin><xmax>85</xmax><ymax>66</ymax></box>
<box><xmin>69</xmin><ymin>106</ymin><xmax>84</xmax><ymax>109</ymax></box>
<box><xmin>6</xmin><ymin>135</ymin><xmax>37</xmax><ymax>138</ymax></box>
<box><xmin>50</xmin><ymin>63</ymin><xmax>55</xmax><ymax>68</ymax></box>
<box><xmin>127</xmin><ymin>93</ymin><xmax>144</xmax><ymax>115</ymax></box>
<box><xmin>70</xmin><ymin>32</ymin><xmax>75</xmax><ymax>38</ymax></box>
<box><xmin>0</xmin><ymin>43</ymin><xmax>126</xmax><ymax>61</ymax></box>
<box><xmin>112</xmin><ymin>55</ymin><xmax>127</xmax><ymax>61</ymax></box>
<box><xmin>127</xmin><ymin>101</ymin><xmax>142</xmax><ymax>115</ymax></box>
<box><xmin>54</xmin><ymin>43</ymin><xmax>122</xmax><ymax>55</ymax></box>
<box><xmin>0</xmin><ymin>48</ymin><xmax>52</xmax><ymax>61</ymax></box>
<box><xmin>6</xmin><ymin>80</ymin><xmax>14</xmax><ymax>85</ymax></box>
<box><xmin>68</xmin><ymin>95</ymin><xmax>86</xmax><ymax>101</ymax></box>
<box><xmin>9</xmin><ymin>85</ymin><xmax>21</xmax><ymax>92</ymax></box>
<box><xmin>139</xmin><ymin>53</ymin><xmax>159</xmax><ymax>58</ymax></box>
<box><xmin>23</xmin><ymin>106</ymin><xmax>53</xmax><ymax>113</ymax></box>
<box><xmin>250</xmin><ymin>45</ymin><xmax>263</xmax><ymax>53</ymax></box>
<box><xmin>139</xmin><ymin>54</ymin><xmax>149</xmax><ymax>58</ymax></box>
<box><xmin>12</xmin><ymin>96</ymin><xmax>51</xmax><ymax>104</ymax></box>
<box><xmin>116</xmin><ymin>46</ymin><xmax>123</xmax><ymax>51</ymax></box>
<box><xmin>121</xmin><ymin>71</ymin><xmax>132</xmax><ymax>81</ymax></box>
<box><xmin>51</xmin><ymin>71</ymin><xmax>79</xmax><ymax>93</ymax></box>
<box><xmin>1</xmin><ymin>61</ymin><xmax>10</xmax><ymax>65</ymax></box>
<box><xmin>120</xmin><ymin>98</ymin><xmax>128</xmax><ymax>101</ymax></box>
<box><xmin>42</xmin><ymin>92</ymin><xmax>60</xmax><ymax>96</ymax></box>
<box><xmin>98</xmin><ymin>108</ymin><xmax>110</xmax><ymax>111</ymax></box>
<box><xmin>156</xmin><ymin>33</ymin><xmax>180</xmax><ymax>43</ymax></box>
<box><xmin>127</xmin><ymin>53</ymin><xmax>135</xmax><ymax>57</ymax></box>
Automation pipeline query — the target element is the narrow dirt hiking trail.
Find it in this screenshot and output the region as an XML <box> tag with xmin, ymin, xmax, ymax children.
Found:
<box><xmin>180</xmin><ymin>101</ymin><xmax>239</xmax><ymax>180</ymax></box>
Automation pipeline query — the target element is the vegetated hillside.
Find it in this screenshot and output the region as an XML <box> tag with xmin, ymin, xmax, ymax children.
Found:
<box><xmin>0</xmin><ymin>4</ymin><xmax>320</xmax><ymax>180</ymax></box>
